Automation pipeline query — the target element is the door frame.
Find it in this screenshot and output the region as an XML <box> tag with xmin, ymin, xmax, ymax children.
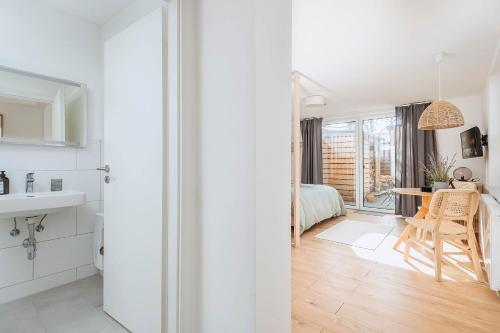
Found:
<box><xmin>357</xmin><ymin>112</ymin><xmax>396</xmax><ymax>214</ymax></box>
<box><xmin>167</xmin><ymin>0</ymin><xmax>200</xmax><ymax>332</ymax></box>
<box><xmin>323</xmin><ymin>110</ymin><xmax>396</xmax><ymax>214</ymax></box>
<box><xmin>165</xmin><ymin>1</ymin><xmax>179</xmax><ymax>332</ymax></box>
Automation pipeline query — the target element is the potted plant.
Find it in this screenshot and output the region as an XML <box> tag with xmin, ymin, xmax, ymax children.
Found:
<box><xmin>420</xmin><ymin>154</ymin><xmax>456</xmax><ymax>191</ymax></box>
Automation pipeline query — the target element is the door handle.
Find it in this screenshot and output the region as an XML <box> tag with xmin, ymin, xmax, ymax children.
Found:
<box><xmin>96</xmin><ymin>165</ymin><xmax>110</xmax><ymax>173</ymax></box>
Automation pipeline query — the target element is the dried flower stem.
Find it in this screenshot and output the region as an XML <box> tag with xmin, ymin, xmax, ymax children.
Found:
<box><xmin>420</xmin><ymin>153</ymin><xmax>456</xmax><ymax>184</ymax></box>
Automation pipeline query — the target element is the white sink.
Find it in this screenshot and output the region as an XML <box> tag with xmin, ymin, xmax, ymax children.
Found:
<box><xmin>0</xmin><ymin>191</ymin><xmax>86</xmax><ymax>218</ymax></box>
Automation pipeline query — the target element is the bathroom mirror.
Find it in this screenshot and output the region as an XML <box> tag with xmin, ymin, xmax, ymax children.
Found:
<box><xmin>0</xmin><ymin>66</ymin><xmax>87</xmax><ymax>147</ymax></box>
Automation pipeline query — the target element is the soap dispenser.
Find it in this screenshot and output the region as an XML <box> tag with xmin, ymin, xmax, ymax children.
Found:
<box><xmin>0</xmin><ymin>171</ymin><xmax>9</xmax><ymax>195</ymax></box>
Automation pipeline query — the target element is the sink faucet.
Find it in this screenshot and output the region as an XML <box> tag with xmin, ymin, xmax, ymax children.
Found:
<box><xmin>26</xmin><ymin>173</ymin><xmax>35</xmax><ymax>193</ymax></box>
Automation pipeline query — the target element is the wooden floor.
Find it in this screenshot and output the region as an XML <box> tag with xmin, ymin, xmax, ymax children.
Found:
<box><xmin>292</xmin><ymin>211</ymin><xmax>500</xmax><ymax>333</ymax></box>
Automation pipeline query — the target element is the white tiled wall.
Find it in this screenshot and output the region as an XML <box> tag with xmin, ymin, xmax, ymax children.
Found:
<box><xmin>0</xmin><ymin>0</ymin><xmax>104</xmax><ymax>305</ymax></box>
<box><xmin>0</xmin><ymin>139</ymin><xmax>103</xmax><ymax>304</ymax></box>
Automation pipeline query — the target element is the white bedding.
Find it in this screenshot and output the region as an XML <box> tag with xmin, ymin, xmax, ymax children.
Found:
<box><xmin>292</xmin><ymin>184</ymin><xmax>347</xmax><ymax>233</ymax></box>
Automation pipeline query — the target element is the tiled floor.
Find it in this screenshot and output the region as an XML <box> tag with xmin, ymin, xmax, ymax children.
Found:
<box><xmin>0</xmin><ymin>275</ymin><xmax>128</xmax><ymax>333</ymax></box>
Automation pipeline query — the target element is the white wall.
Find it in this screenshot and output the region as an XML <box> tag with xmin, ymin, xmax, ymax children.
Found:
<box><xmin>255</xmin><ymin>0</ymin><xmax>292</xmax><ymax>331</ymax></box>
<box><xmin>436</xmin><ymin>95</ymin><xmax>485</xmax><ymax>181</ymax></box>
<box><xmin>481</xmin><ymin>38</ymin><xmax>500</xmax><ymax>190</ymax></box>
<box><xmin>482</xmin><ymin>69</ymin><xmax>500</xmax><ymax>188</ymax></box>
<box><xmin>180</xmin><ymin>0</ymin><xmax>291</xmax><ymax>331</ymax></box>
<box><xmin>197</xmin><ymin>0</ymin><xmax>256</xmax><ymax>329</ymax></box>
<box><xmin>0</xmin><ymin>0</ymin><xmax>102</xmax><ymax>303</ymax></box>
<box><xmin>322</xmin><ymin>95</ymin><xmax>486</xmax><ymax>182</ymax></box>
<box><xmin>102</xmin><ymin>0</ymin><xmax>165</xmax><ymax>41</ymax></box>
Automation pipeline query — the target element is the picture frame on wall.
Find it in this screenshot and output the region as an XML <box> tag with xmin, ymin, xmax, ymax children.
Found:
<box><xmin>0</xmin><ymin>114</ymin><xmax>3</xmax><ymax>137</ymax></box>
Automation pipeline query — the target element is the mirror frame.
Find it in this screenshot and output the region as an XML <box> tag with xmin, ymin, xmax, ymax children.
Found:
<box><xmin>0</xmin><ymin>65</ymin><xmax>87</xmax><ymax>148</ymax></box>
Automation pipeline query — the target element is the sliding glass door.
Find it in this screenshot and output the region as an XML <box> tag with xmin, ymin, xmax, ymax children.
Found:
<box><xmin>322</xmin><ymin>114</ymin><xmax>395</xmax><ymax>212</ymax></box>
<box><xmin>361</xmin><ymin>116</ymin><xmax>396</xmax><ymax>211</ymax></box>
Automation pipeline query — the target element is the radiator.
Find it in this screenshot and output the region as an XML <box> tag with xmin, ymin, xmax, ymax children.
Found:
<box><xmin>479</xmin><ymin>194</ymin><xmax>500</xmax><ymax>294</ymax></box>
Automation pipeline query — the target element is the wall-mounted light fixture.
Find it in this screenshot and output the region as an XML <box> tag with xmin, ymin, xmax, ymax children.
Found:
<box><xmin>303</xmin><ymin>95</ymin><xmax>326</xmax><ymax>108</ymax></box>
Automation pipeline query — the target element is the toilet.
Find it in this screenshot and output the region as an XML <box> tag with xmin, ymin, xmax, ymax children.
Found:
<box><xmin>94</xmin><ymin>212</ymin><xmax>104</xmax><ymax>273</ymax></box>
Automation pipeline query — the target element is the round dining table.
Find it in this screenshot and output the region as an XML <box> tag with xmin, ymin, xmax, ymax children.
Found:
<box><xmin>392</xmin><ymin>188</ymin><xmax>434</xmax><ymax>250</ymax></box>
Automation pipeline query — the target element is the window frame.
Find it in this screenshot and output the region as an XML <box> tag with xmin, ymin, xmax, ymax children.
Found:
<box><xmin>322</xmin><ymin>110</ymin><xmax>396</xmax><ymax>214</ymax></box>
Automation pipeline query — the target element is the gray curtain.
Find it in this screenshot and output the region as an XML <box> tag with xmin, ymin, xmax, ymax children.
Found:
<box><xmin>301</xmin><ymin>118</ymin><xmax>323</xmax><ymax>184</ymax></box>
<box><xmin>395</xmin><ymin>103</ymin><xmax>437</xmax><ymax>217</ymax></box>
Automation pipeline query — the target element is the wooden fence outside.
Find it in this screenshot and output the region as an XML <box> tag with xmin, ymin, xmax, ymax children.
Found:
<box><xmin>323</xmin><ymin>134</ymin><xmax>356</xmax><ymax>204</ymax></box>
<box><xmin>323</xmin><ymin>132</ymin><xmax>393</xmax><ymax>205</ymax></box>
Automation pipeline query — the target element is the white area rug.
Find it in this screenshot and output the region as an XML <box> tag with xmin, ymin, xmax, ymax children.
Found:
<box><xmin>315</xmin><ymin>220</ymin><xmax>394</xmax><ymax>250</ymax></box>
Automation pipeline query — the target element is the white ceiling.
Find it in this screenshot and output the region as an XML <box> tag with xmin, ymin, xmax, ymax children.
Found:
<box><xmin>293</xmin><ymin>0</ymin><xmax>500</xmax><ymax>117</ymax></box>
<box><xmin>34</xmin><ymin>0</ymin><xmax>137</xmax><ymax>24</ymax></box>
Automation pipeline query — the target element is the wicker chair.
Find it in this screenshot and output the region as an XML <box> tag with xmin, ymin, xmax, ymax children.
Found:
<box><xmin>403</xmin><ymin>189</ymin><xmax>483</xmax><ymax>282</ymax></box>
<box><xmin>417</xmin><ymin>182</ymin><xmax>479</xmax><ymax>242</ymax></box>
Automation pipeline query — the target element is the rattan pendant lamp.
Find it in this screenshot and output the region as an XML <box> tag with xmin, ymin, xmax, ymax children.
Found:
<box><xmin>418</xmin><ymin>53</ymin><xmax>464</xmax><ymax>130</ymax></box>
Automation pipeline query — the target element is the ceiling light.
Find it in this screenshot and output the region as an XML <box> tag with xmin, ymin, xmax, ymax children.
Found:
<box><xmin>418</xmin><ymin>53</ymin><xmax>464</xmax><ymax>130</ymax></box>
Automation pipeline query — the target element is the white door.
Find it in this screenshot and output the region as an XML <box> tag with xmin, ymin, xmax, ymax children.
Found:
<box><xmin>103</xmin><ymin>8</ymin><xmax>166</xmax><ymax>332</ymax></box>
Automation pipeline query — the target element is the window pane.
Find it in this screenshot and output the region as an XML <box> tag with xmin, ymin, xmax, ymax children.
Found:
<box><xmin>362</xmin><ymin>117</ymin><xmax>396</xmax><ymax>210</ymax></box>
<box><xmin>322</xmin><ymin>121</ymin><xmax>356</xmax><ymax>206</ymax></box>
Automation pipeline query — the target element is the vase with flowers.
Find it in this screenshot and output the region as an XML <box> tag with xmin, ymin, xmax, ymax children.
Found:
<box><xmin>420</xmin><ymin>153</ymin><xmax>456</xmax><ymax>191</ymax></box>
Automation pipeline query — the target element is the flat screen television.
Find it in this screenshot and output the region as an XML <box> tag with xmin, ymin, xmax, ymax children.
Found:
<box><xmin>460</xmin><ymin>126</ymin><xmax>483</xmax><ymax>159</ymax></box>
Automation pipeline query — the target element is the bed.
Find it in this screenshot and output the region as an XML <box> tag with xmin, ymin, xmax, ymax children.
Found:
<box><xmin>292</xmin><ymin>184</ymin><xmax>347</xmax><ymax>233</ymax></box>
